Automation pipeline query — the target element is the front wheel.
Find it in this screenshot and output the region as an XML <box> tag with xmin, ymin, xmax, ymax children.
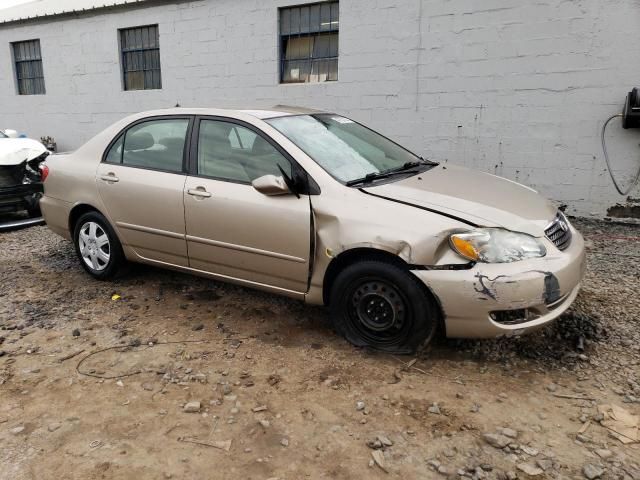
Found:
<box><xmin>329</xmin><ymin>260</ymin><xmax>439</xmax><ymax>354</ymax></box>
<box><xmin>73</xmin><ymin>211</ymin><xmax>126</xmax><ymax>280</ymax></box>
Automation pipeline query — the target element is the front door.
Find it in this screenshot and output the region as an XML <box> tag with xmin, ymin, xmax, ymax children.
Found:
<box><xmin>96</xmin><ymin>117</ymin><xmax>191</xmax><ymax>266</ymax></box>
<box><xmin>183</xmin><ymin>117</ymin><xmax>311</xmax><ymax>293</ymax></box>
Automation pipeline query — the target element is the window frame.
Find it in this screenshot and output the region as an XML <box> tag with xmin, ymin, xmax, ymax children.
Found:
<box><xmin>119</xmin><ymin>24</ymin><xmax>162</xmax><ymax>91</ymax></box>
<box><xmin>188</xmin><ymin>115</ymin><xmax>319</xmax><ymax>194</ymax></box>
<box><xmin>101</xmin><ymin>115</ymin><xmax>194</xmax><ymax>176</ymax></box>
<box><xmin>11</xmin><ymin>39</ymin><xmax>46</xmax><ymax>95</ymax></box>
<box><xmin>278</xmin><ymin>1</ymin><xmax>339</xmax><ymax>84</ymax></box>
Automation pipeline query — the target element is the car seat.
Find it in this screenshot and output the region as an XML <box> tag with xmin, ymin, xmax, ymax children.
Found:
<box><xmin>198</xmin><ymin>123</ymin><xmax>250</xmax><ymax>182</ymax></box>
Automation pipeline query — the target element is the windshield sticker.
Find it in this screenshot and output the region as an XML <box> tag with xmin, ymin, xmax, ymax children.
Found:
<box><xmin>332</xmin><ymin>117</ymin><xmax>354</xmax><ymax>124</ymax></box>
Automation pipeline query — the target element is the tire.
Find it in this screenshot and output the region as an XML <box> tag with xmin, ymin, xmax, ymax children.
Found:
<box><xmin>73</xmin><ymin>211</ymin><xmax>126</xmax><ymax>280</ymax></box>
<box><xmin>329</xmin><ymin>260</ymin><xmax>439</xmax><ymax>354</ymax></box>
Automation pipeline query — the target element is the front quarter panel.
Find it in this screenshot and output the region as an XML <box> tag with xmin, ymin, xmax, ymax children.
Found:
<box><xmin>306</xmin><ymin>185</ymin><xmax>472</xmax><ymax>304</ymax></box>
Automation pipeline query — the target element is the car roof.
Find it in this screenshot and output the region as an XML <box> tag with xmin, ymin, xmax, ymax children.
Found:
<box><xmin>129</xmin><ymin>105</ymin><xmax>328</xmax><ymax>120</ymax></box>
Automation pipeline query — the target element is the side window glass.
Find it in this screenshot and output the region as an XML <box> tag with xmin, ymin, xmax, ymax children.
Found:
<box><xmin>228</xmin><ymin>127</ymin><xmax>257</xmax><ymax>150</ymax></box>
<box><xmin>122</xmin><ymin>119</ymin><xmax>189</xmax><ymax>172</ymax></box>
<box><xmin>105</xmin><ymin>135</ymin><xmax>123</xmax><ymax>164</ymax></box>
<box><xmin>197</xmin><ymin>120</ymin><xmax>292</xmax><ymax>183</ymax></box>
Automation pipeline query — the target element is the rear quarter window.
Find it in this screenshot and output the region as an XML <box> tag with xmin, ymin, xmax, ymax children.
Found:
<box><xmin>105</xmin><ymin>135</ymin><xmax>123</xmax><ymax>164</ymax></box>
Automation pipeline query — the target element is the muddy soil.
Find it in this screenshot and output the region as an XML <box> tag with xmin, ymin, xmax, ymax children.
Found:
<box><xmin>0</xmin><ymin>219</ymin><xmax>639</xmax><ymax>479</ymax></box>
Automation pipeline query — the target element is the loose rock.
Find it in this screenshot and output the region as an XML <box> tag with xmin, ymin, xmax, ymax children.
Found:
<box><xmin>483</xmin><ymin>433</ymin><xmax>511</xmax><ymax>449</ymax></box>
<box><xmin>47</xmin><ymin>422</ymin><xmax>61</xmax><ymax>432</ymax></box>
<box><xmin>10</xmin><ymin>425</ymin><xmax>25</xmax><ymax>435</ymax></box>
<box><xmin>517</xmin><ymin>463</ymin><xmax>544</xmax><ymax>476</ymax></box>
<box><xmin>594</xmin><ymin>449</ymin><xmax>612</xmax><ymax>460</ymax></box>
<box><xmin>497</xmin><ymin>427</ymin><xmax>518</xmax><ymax>439</ymax></box>
<box><xmin>582</xmin><ymin>464</ymin><xmax>604</xmax><ymax>480</ymax></box>
<box><xmin>183</xmin><ymin>401</ymin><xmax>201</xmax><ymax>413</ymax></box>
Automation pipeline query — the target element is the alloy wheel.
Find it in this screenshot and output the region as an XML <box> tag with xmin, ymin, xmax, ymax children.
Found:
<box><xmin>78</xmin><ymin>221</ymin><xmax>110</xmax><ymax>271</ymax></box>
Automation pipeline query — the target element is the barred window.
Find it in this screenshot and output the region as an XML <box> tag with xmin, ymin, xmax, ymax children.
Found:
<box><xmin>279</xmin><ymin>2</ymin><xmax>338</xmax><ymax>83</ymax></box>
<box><xmin>120</xmin><ymin>25</ymin><xmax>162</xmax><ymax>91</ymax></box>
<box><xmin>12</xmin><ymin>39</ymin><xmax>45</xmax><ymax>95</ymax></box>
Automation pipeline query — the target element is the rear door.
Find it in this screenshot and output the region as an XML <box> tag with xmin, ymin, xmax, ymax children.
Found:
<box><xmin>183</xmin><ymin>117</ymin><xmax>311</xmax><ymax>293</ymax></box>
<box><xmin>96</xmin><ymin>116</ymin><xmax>192</xmax><ymax>266</ymax></box>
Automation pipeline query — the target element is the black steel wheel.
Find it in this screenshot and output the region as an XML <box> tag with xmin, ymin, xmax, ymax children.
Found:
<box><xmin>329</xmin><ymin>259</ymin><xmax>439</xmax><ymax>354</ymax></box>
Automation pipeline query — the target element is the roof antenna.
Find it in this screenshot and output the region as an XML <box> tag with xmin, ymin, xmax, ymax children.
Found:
<box><xmin>175</xmin><ymin>102</ymin><xmax>180</xmax><ymax>107</ymax></box>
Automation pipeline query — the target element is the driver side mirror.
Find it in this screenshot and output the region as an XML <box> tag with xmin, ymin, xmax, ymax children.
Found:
<box><xmin>251</xmin><ymin>174</ymin><xmax>291</xmax><ymax>196</ymax></box>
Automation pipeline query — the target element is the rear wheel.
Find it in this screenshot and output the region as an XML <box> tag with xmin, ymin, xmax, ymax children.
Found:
<box><xmin>329</xmin><ymin>260</ymin><xmax>439</xmax><ymax>354</ymax></box>
<box><xmin>73</xmin><ymin>211</ymin><xmax>125</xmax><ymax>280</ymax></box>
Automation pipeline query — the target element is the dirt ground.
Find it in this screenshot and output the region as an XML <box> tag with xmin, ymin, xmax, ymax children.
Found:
<box><xmin>1</xmin><ymin>218</ymin><xmax>639</xmax><ymax>480</ymax></box>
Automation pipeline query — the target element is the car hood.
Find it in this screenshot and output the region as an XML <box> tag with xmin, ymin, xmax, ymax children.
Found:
<box><xmin>362</xmin><ymin>164</ymin><xmax>557</xmax><ymax>237</ymax></box>
<box><xmin>0</xmin><ymin>138</ymin><xmax>48</xmax><ymax>166</ymax></box>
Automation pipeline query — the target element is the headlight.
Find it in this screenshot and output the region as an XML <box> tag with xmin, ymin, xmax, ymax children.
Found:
<box><xmin>449</xmin><ymin>228</ymin><xmax>546</xmax><ymax>263</ymax></box>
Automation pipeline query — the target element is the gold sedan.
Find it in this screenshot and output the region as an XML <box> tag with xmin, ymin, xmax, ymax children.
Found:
<box><xmin>40</xmin><ymin>107</ymin><xmax>586</xmax><ymax>353</ymax></box>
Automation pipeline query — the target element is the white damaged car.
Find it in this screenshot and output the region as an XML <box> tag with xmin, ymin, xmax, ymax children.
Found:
<box><xmin>0</xmin><ymin>129</ymin><xmax>49</xmax><ymax>220</ymax></box>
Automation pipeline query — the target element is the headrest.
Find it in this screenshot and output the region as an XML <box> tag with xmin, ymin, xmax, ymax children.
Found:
<box><xmin>159</xmin><ymin>136</ymin><xmax>185</xmax><ymax>151</ymax></box>
<box><xmin>251</xmin><ymin>136</ymin><xmax>274</xmax><ymax>155</ymax></box>
<box><xmin>200</xmin><ymin>123</ymin><xmax>232</xmax><ymax>147</ymax></box>
<box><xmin>125</xmin><ymin>132</ymin><xmax>154</xmax><ymax>151</ymax></box>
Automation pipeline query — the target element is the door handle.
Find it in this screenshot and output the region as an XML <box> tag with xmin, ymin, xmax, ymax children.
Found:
<box><xmin>187</xmin><ymin>187</ymin><xmax>212</xmax><ymax>198</ymax></box>
<box><xmin>100</xmin><ymin>173</ymin><xmax>119</xmax><ymax>183</ymax></box>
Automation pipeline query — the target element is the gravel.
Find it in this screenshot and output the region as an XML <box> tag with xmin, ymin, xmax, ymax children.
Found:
<box><xmin>1</xmin><ymin>218</ymin><xmax>639</xmax><ymax>479</ymax></box>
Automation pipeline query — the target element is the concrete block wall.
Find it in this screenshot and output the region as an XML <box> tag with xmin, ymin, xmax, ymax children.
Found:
<box><xmin>1</xmin><ymin>0</ymin><xmax>639</xmax><ymax>217</ymax></box>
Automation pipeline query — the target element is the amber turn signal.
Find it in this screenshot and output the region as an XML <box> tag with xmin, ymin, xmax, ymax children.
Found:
<box><xmin>450</xmin><ymin>235</ymin><xmax>480</xmax><ymax>261</ymax></box>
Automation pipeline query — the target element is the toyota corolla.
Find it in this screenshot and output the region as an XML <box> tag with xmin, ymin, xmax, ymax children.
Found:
<box><xmin>39</xmin><ymin>107</ymin><xmax>586</xmax><ymax>353</ymax></box>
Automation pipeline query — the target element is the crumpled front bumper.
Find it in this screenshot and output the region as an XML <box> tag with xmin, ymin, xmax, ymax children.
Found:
<box><xmin>0</xmin><ymin>182</ymin><xmax>43</xmax><ymax>214</ymax></box>
<box><xmin>412</xmin><ymin>227</ymin><xmax>586</xmax><ymax>338</ymax></box>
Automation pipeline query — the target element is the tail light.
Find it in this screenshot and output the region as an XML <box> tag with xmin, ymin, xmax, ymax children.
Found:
<box><xmin>40</xmin><ymin>163</ymin><xmax>49</xmax><ymax>182</ymax></box>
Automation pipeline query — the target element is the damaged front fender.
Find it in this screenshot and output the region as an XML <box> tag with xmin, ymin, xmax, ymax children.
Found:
<box><xmin>305</xmin><ymin>190</ymin><xmax>473</xmax><ymax>304</ymax></box>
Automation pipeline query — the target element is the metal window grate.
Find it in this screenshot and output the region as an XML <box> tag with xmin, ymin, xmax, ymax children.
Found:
<box><xmin>12</xmin><ymin>39</ymin><xmax>45</xmax><ymax>95</ymax></box>
<box><xmin>120</xmin><ymin>24</ymin><xmax>162</xmax><ymax>91</ymax></box>
<box><xmin>279</xmin><ymin>2</ymin><xmax>339</xmax><ymax>83</ymax></box>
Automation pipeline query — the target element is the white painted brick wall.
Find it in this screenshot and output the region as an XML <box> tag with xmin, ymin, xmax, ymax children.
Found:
<box><xmin>1</xmin><ymin>0</ymin><xmax>639</xmax><ymax>217</ymax></box>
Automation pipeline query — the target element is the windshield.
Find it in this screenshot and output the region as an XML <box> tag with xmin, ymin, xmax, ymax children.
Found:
<box><xmin>265</xmin><ymin>114</ymin><xmax>423</xmax><ymax>183</ymax></box>
<box><xmin>0</xmin><ymin>131</ymin><xmax>7</xmax><ymax>139</ymax></box>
